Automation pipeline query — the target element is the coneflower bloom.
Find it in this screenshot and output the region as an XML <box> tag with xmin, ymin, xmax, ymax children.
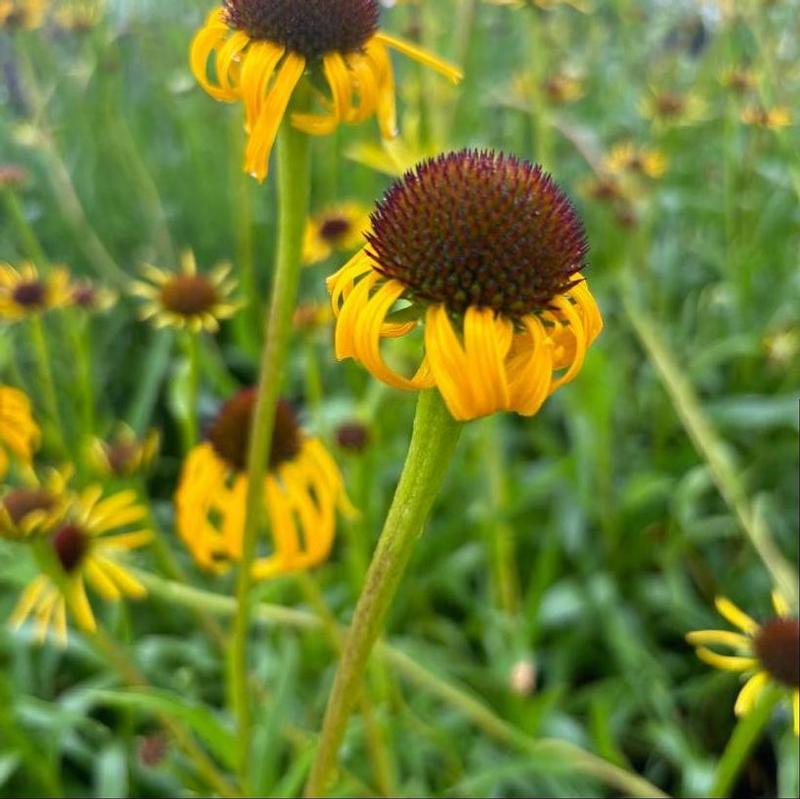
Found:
<box><xmin>131</xmin><ymin>250</ymin><xmax>239</xmax><ymax>333</ymax></box>
<box><xmin>190</xmin><ymin>0</ymin><xmax>462</xmax><ymax>181</ymax></box>
<box><xmin>0</xmin><ymin>0</ymin><xmax>46</xmax><ymax>30</ymax></box>
<box><xmin>0</xmin><ymin>262</ymin><xmax>71</xmax><ymax>321</ymax></box>
<box><xmin>86</xmin><ymin>425</ymin><xmax>160</xmax><ymax>478</ymax></box>
<box><xmin>175</xmin><ymin>389</ymin><xmax>353</xmax><ymax>578</ymax></box>
<box><xmin>9</xmin><ymin>486</ymin><xmax>152</xmax><ymax>645</ymax></box>
<box><xmin>603</xmin><ymin>142</ymin><xmax>667</xmax><ymax>180</ymax></box>
<box><xmin>0</xmin><ymin>469</ymin><xmax>68</xmax><ymax>540</ymax></box>
<box><xmin>0</xmin><ymin>386</ymin><xmax>39</xmax><ymax>479</ymax></box>
<box><xmin>687</xmin><ymin>593</ymin><xmax>799</xmax><ymax>736</ymax></box>
<box><xmin>70</xmin><ymin>278</ymin><xmax>117</xmax><ymax>313</ymax></box>
<box><xmin>641</xmin><ymin>89</ymin><xmax>706</xmax><ymax>127</ymax></box>
<box><xmin>740</xmin><ymin>104</ymin><xmax>791</xmax><ymax>129</ymax></box>
<box><xmin>303</xmin><ymin>203</ymin><xmax>371</xmax><ymax>265</ymax></box>
<box><xmin>327</xmin><ymin>150</ymin><xmax>603</xmax><ymax>421</ymax></box>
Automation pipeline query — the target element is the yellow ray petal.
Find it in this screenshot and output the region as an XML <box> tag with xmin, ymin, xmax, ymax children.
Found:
<box><xmin>715</xmin><ymin>596</ymin><xmax>759</xmax><ymax>635</ymax></box>
<box><xmin>734</xmin><ymin>671</ymin><xmax>769</xmax><ymax>717</ymax></box>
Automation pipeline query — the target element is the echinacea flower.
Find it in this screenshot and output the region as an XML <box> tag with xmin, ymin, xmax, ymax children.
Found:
<box><xmin>10</xmin><ymin>486</ymin><xmax>152</xmax><ymax>645</ymax></box>
<box><xmin>86</xmin><ymin>425</ymin><xmax>160</xmax><ymax>478</ymax></box>
<box><xmin>0</xmin><ymin>262</ymin><xmax>71</xmax><ymax>321</ymax></box>
<box><xmin>0</xmin><ymin>386</ymin><xmax>40</xmax><ymax>479</ymax></box>
<box><xmin>303</xmin><ymin>203</ymin><xmax>371</xmax><ymax>265</ymax></box>
<box><xmin>603</xmin><ymin>142</ymin><xmax>667</xmax><ymax>180</ymax></box>
<box><xmin>70</xmin><ymin>278</ymin><xmax>117</xmax><ymax>313</ymax></box>
<box><xmin>175</xmin><ymin>388</ymin><xmax>353</xmax><ymax>578</ymax></box>
<box><xmin>328</xmin><ymin>149</ymin><xmax>603</xmax><ymax>421</ymax></box>
<box><xmin>641</xmin><ymin>89</ymin><xmax>706</xmax><ymax>127</ymax></box>
<box><xmin>0</xmin><ymin>0</ymin><xmax>46</xmax><ymax>30</ymax></box>
<box><xmin>190</xmin><ymin>0</ymin><xmax>462</xmax><ymax>181</ymax></box>
<box><xmin>0</xmin><ymin>469</ymin><xmax>68</xmax><ymax>540</ymax></box>
<box><xmin>740</xmin><ymin>104</ymin><xmax>791</xmax><ymax>129</ymax></box>
<box><xmin>687</xmin><ymin>593</ymin><xmax>799</xmax><ymax>736</ymax></box>
<box><xmin>131</xmin><ymin>250</ymin><xmax>239</xmax><ymax>333</ymax></box>
<box><xmin>485</xmin><ymin>0</ymin><xmax>592</xmax><ymax>11</ymax></box>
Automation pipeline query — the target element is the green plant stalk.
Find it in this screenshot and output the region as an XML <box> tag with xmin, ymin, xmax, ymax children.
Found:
<box><xmin>2</xmin><ymin>188</ymin><xmax>48</xmax><ymax>264</ymax></box>
<box><xmin>29</xmin><ymin>542</ymin><xmax>238</xmax><ymax>798</ymax></box>
<box><xmin>134</xmin><ymin>569</ymin><xmax>668</xmax><ymax>799</ymax></box>
<box><xmin>620</xmin><ymin>278</ymin><xmax>798</xmax><ymax>606</ymax></box>
<box><xmin>710</xmin><ymin>687</ymin><xmax>782</xmax><ymax>798</ymax></box>
<box><xmin>304</xmin><ymin>389</ymin><xmax>463</xmax><ymax>797</ymax></box>
<box><xmin>29</xmin><ymin>316</ymin><xmax>68</xmax><ymax>459</ymax></box>
<box><xmin>230</xmin><ymin>91</ymin><xmax>311</xmax><ymax>785</ymax></box>
<box><xmin>525</xmin><ymin>8</ymin><xmax>553</xmax><ymax>171</ymax></box>
<box><xmin>64</xmin><ymin>312</ymin><xmax>95</xmax><ymax>454</ymax></box>
<box><xmin>183</xmin><ymin>331</ymin><xmax>201</xmax><ymax>448</ymax></box>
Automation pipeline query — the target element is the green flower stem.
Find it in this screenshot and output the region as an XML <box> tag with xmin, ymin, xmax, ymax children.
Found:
<box><xmin>29</xmin><ymin>316</ymin><xmax>68</xmax><ymax>459</ymax></box>
<box><xmin>183</xmin><ymin>330</ymin><xmax>201</xmax><ymax>448</ymax></box>
<box><xmin>134</xmin><ymin>569</ymin><xmax>667</xmax><ymax>798</ymax></box>
<box><xmin>230</xmin><ymin>90</ymin><xmax>311</xmax><ymax>786</ymax></box>
<box><xmin>30</xmin><ymin>542</ymin><xmax>238</xmax><ymax>798</ymax></box>
<box><xmin>620</xmin><ymin>276</ymin><xmax>799</xmax><ymax>606</ymax></box>
<box><xmin>525</xmin><ymin>8</ymin><xmax>553</xmax><ymax>172</ymax></box>
<box><xmin>304</xmin><ymin>389</ymin><xmax>463</xmax><ymax>797</ymax></box>
<box><xmin>1</xmin><ymin>188</ymin><xmax>48</xmax><ymax>265</ymax></box>
<box><xmin>710</xmin><ymin>687</ymin><xmax>783</xmax><ymax>798</ymax></box>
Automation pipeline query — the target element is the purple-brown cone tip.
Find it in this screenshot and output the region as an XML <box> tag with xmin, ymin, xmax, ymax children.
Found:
<box><xmin>365</xmin><ymin>149</ymin><xmax>589</xmax><ymax>319</ymax></box>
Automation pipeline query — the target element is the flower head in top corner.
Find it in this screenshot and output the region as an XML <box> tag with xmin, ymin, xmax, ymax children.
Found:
<box><xmin>0</xmin><ymin>386</ymin><xmax>40</xmax><ymax>479</ymax></box>
<box><xmin>131</xmin><ymin>250</ymin><xmax>240</xmax><ymax>333</ymax></box>
<box><xmin>190</xmin><ymin>0</ymin><xmax>462</xmax><ymax>182</ymax></box>
<box><xmin>303</xmin><ymin>203</ymin><xmax>371</xmax><ymax>265</ymax></box>
<box><xmin>0</xmin><ymin>0</ymin><xmax>47</xmax><ymax>30</ymax></box>
<box><xmin>175</xmin><ymin>388</ymin><xmax>354</xmax><ymax>578</ymax></box>
<box><xmin>0</xmin><ymin>262</ymin><xmax>71</xmax><ymax>322</ymax></box>
<box><xmin>687</xmin><ymin>593</ymin><xmax>799</xmax><ymax>736</ymax></box>
<box><xmin>54</xmin><ymin>0</ymin><xmax>105</xmax><ymax>33</ymax></box>
<box><xmin>327</xmin><ymin>149</ymin><xmax>603</xmax><ymax>421</ymax></box>
<box><xmin>9</xmin><ymin>486</ymin><xmax>152</xmax><ymax>646</ymax></box>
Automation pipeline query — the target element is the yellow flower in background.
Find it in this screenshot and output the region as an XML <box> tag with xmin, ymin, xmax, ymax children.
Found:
<box><xmin>603</xmin><ymin>142</ymin><xmax>667</xmax><ymax>180</ymax></box>
<box><xmin>86</xmin><ymin>425</ymin><xmax>160</xmax><ymax>478</ymax></box>
<box><xmin>293</xmin><ymin>301</ymin><xmax>334</xmax><ymax>333</ymax></box>
<box><xmin>641</xmin><ymin>89</ymin><xmax>706</xmax><ymax>127</ymax></box>
<box><xmin>190</xmin><ymin>0</ymin><xmax>462</xmax><ymax>182</ymax></box>
<box><xmin>0</xmin><ymin>469</ymin><xmax>69</xmax><ymax>540</ymax></box>
<box><xmin>0</xmin><ymin>262</ymin><xmax>71</xmax><ymax>321</ymax></box>
<box><xmin>131</xmin><ymin>250</ymin><xmax>239</xmax><ymax>333</ymax></box>
<box><xmin>687</xmin><ymin>593</ymin><xmax>799</xmax><ymax>736</ymax></box>
<box><xmin>54</xmin><ymin>0</ymin><xmax>104</xmax><ymax>32</ymax></box>
<box><xmin>328</xmin><ymin>150</ymin><xmax>603</xmax><ymax>422</ymax></box>
<box><xmin>303</xmin><ymin>203</ymin><xmax>371</xmax><ymax>265</ymax></box>
<box><xmin>0</xmin><ymin>0</ymin><xmax>46</xmax><ymax>30</ymax></box>
<box><xmin>175</xmin><ymin>389</ymin><xmax>354</xmax><ymax>578</ymax></box>
<box><xmin>69</xmin><ymin>278</ymin><xmax>117</xmax><ymax>313</ymax></box>
<box><xmin>485</xmin><ymin>0</ymin><xmax>592</xmax><ymax>11</ymax></box>
<box><xmin>720</xmin><ymin>66</ymin><xmax>757</xmax><ymax>96</ymax></box>
<box><xmin>741</xmin><ymin>104</ymin><xmax>792</xmax><ymax>129</ymax></box>
<box><xmin>541</xmin><ymin>72</ymin><xmax>586</xmax><ymax>105</ymax></box>
<box><xmin>10</xmin><ymin>487</ymin><xmax>152</xmax><ymax>646</ymax></box>
<box><xmin>0</xmin><ymin>386</ymin><xmax>40</xmax><ymax>479</ymax></box>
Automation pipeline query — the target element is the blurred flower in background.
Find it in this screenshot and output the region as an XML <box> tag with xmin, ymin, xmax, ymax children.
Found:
<box><xmin>303</xmin><ymin>203</ymin><xmax>371</xmax><ymax>265</ymax></box>
<box><xmin>0</xmin><ymin>386</ymin><xmax>40</xmax><ymax>479</ymax></box>
<box><xmin>0</xmin><ymin>0</ymin><xmax>46</xmax><ymax>30</ymax></box>
<box><xmin>0</xmin><ymin>262</ymin><xmax>71</xmax><ymax>322</ymax></box>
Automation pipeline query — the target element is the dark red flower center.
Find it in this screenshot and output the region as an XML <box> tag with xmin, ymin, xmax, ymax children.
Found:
<box><xmin>223</xmin><ymin>0</ymin><xmax>380</xmax><ymax>60</ymax></box>
<box><xmin>655</xmin><ymin>92</ymin><xmax>685</xmax><ymax>117</ymax></box>
<box><xmin>754</xmin><ymin>617</ymin><xmax>800</xmax><ymax>687</ymax></box>
<box><xmin>105</xmin><ymin>440</ymin><xmax>140</xmax><ymax>476</ymax></box>
<box><xmin>320</xmin><ymin>216</ymin><xmax>352</xmax><ymax>243</ymax></box>
<box><xmin>366</xmin><ymin>149</ymin><xmax>588</xmax><ymax>319</ymax></box>
<box><xmin>12</xmin><ymin>280</ymin><xmax>47</xmax><ymax>308</ymax></box>
<box><xmin>160</xmin><ymin>275</ymin><xmax>218</xmax><ymax>316</ymax></box>
<box><xmin>52</xmin><ymin>523</ymin><xmax>90</xmax><ymax>573</ymax></box>
<box><xmin>3</xmin><ymin>488</ymin><xmax>56</xmax><ymax>525</ymax></box>
<box><xmin>207</xmin><ymin>389</ymin><xmax>302</xmax><ymax>473</ymax></box>
<box><xmin>73</xmin><ymin>284</ymin><xmax>98</xmax><ymax>308</ymax></box>
<box><xmin>336</xmin><ymin>421</ymin><xmax>370</xmax><ymax>452</ymax></box>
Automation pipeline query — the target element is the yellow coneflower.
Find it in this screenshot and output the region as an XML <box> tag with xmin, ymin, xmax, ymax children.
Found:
<box><xmin>687</xmin><ymin>593</ymin><xmax>799</xmax><ymax>736</ymax></box>
<box><xmin>0</xmin><ymin>262</ymin><xmax>71</xmax><ymax>321</ymax></box>
<box><xmin>603</xmin><ymin>142</ymin><xmax>667</xmax><ymax>180</ymax></box>
<box><xmin>70</xmin><ymin>278</ymin><xmax>117</xmax><ymax>313</ymax></box>
<box><xmin>130</xmin><ymin>250</ymin><xmax>239</xmax><ymax>333</ymax></box>
<box><xmin>175</xmin><ymin>389</ymin><xmax>353</xmax><ymax>578</ymax></box>
<box><xmin>54</xmin><ymin>0</ymin><xmax>104</xmax><ymax>32</ymax></box>
<box><xmin>720</xmin><ymin>66</ymin><xmax>756</xmax><ymax>96</ymax></box>
<box><xmin>0</xmin><ymin>0</ymin><xmax>47</xmax><ymax>30</ymax></box>
<box><xmin>641</xmin><ymin>89</ymin><xmax>706</xmax><ymax>127</ymax></box>
<box><xmin>86</xmin><ymin>425</ymin><xmax>160</xmax><ymax>478</ymax></box>
<box><xmin>328</xmin><ymin>150</ymin><xmax>603</xmax><ymax>422</ymax></box>
<box><xmin>485</xmin><ymin>0</ymin><xmax>592</xmax><ymax>11</ymax></box>
<box><xmin>303</xmin><ymin>203</ymin><xmax>371</xmax><ymax>265</ymax></box>
<box><xmin>10</xmin><ymin>486</ymin><xmax>152</xmax><ymax>645</ymax></box>
<box><xmin>0</xmin><ymin>469</ymin><xmax>68</xmax><ymax>540</ymax></box>
<box><xmin>0</xmin><ymin>386</ymin><xmax>40</xmax><ymax>479</ymax></box>
<box><xmin>190</xmin><ymin>0</ymin><xmax>462</xmax><ymax>182</ymax></box>
<box><xmin>741</xmin><ymin>104</ymin><xmax>792</xmax><ymax>129</ymax></box>
<box><xmin>541</xmin><ymin>72</ymin><xmax>586</xmax><ymax>105</ymax></box>
<box><xmin>293</xmin><ymin>301</ymin><xmax>333</xmax><ymax>332</ymax></box>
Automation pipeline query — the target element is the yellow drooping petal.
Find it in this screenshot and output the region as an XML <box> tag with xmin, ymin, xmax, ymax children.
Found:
<box><xmin>685</xmin><ymin>630</ymin><xmax>752</xmax><ymax>651</ymax></box>
<box><xmin>374</xmin><ymin>32</ymin><xmax>463</xmax><ymax>84</ymax></box>
<box><xmin>734</xmin><ymin>671</ymin><xmax>769</xmax><ymax>717</ymax></box>
<box><xmin>695</xmin><ymin>647</ymin><xmax>758</xmax><ymax>673</ymax></box>
<box><xmin>715</xmin><ymin>596</ymin><xmax>759</xmax><ymax>635</ymax></box>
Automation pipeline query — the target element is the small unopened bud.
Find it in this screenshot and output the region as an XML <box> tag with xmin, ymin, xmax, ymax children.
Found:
<box><xmin>336</xmin><ymin>422</ymin><xmax>370</xmax><ymax>453</ymax></box>
<box><xmin>509</xmin><ymin>659</ymin><xmax>537</xmax><ymax>697</ymax></box>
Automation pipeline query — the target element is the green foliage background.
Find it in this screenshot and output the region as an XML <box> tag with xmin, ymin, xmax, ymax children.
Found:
<box><xmin>0</xmin><ymin>0</ymin><xmax>798</xmax><ymax>796</ymax></box>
